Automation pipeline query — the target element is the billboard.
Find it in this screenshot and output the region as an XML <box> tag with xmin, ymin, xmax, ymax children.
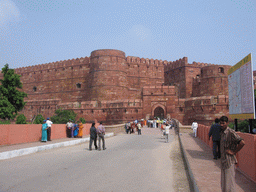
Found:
<box><xmin>228</xmin><ymin>53</ymin><xmax>255</xmax><ymax>119</ymax></box>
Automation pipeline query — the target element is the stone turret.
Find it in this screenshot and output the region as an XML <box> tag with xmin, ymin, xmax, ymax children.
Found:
<box><xmin>88</xmin><ymin>49</ymin><xmax>129</xmax><ymax>101</ymax></box>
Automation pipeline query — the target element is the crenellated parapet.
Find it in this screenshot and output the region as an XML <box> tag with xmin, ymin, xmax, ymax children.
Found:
<box><xmin>126</xmin><ymin>56</ymin><xmax>168</xmax><ymax>66</ymax></box>
<box><xmin>14</xmin><ymin>56</ymin><xmax>90</xmax><ymax>74</ymax></box>
<box><xmin>164</xmin><ymin>57</ymin><xmax>188</xmax><ymax>72</ymax></box>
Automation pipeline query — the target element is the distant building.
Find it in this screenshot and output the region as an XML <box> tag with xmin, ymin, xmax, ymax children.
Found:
<box><xmin>0</xmin><ymin>49</ymin><xmax>234</xmax><ymax>125</ymax></box>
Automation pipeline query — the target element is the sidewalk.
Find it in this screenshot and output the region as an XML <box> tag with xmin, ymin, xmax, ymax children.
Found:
<box><xmin>179</xmin><ymin>128</ymin><xmax>256</xmax><ymax>192</ymax></box>
<box><xmin>0</xmin><ymin>133</ymin><xmax>114</xmax><ymax>160</ymax></box>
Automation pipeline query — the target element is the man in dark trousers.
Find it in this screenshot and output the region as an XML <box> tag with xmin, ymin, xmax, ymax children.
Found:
<box><xmin>209</xmin><ymin>118</ymin><xmax>221</xmax><ymax>160</ymax></box>
<box><xmin>89</xmin><ymin>123</ymin><xmax>98</xmax><ymax>151</ymax></box>
<box><xmin>46</xmin><ymin>117</ymin><xmax>53</xmax><ymax>141</ymax></box>
<box><xmin>97</xmin><ymin>122</ymin><xmax>106</xmax><ymax>150</ymax></box>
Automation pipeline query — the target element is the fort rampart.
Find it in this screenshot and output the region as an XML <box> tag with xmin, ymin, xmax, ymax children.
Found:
<box><xmin>0</xmin><ymin>49</ymin><xmax>242</xmax><ymax>125</ymax></box>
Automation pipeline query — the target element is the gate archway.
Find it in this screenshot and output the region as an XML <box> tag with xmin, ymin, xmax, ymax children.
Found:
<box><xmin>154</xmin><ymin>107</ymin><xmax>164</xmax><ymax>119</ymax></box>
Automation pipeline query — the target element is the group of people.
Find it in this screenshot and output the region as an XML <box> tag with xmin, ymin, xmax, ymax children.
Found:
<box><xmin>147</xmin><ymin>118</ymin><xmax>174</xmax><ymax>129</ymax></box>
<box><xmin>66</xmin><ymin>119</ymin><xmax>84</xmax><ymax>138</ymax></box>
<box><xmin>125</xmin><ymin>121</ymin><xmax>142</xmax><ymax>135</ymax></box>
<box><xmin>206</xmin><ymin>116</ymin><xmax>245</xmax><ymax>192</ymax></box>
<box><xmin>41</xmin><ymin>118</ymin><xmax>53</xmax><ymax>142</ymax></box>
<box><xmin>89</xmin><ymin>122</ymin><xmax>106</xmax><ymax>151</ymax></box>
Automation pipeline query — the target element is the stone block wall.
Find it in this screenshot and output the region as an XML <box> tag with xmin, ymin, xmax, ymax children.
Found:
<box><xmin>1</xmin><ymin>49</ymin><xmax>253</xmax><ymax>125</ymax></box>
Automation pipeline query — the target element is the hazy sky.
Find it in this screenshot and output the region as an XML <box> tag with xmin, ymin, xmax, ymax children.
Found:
<box><xmin>0</xmin><ymin>0</ymin><xmax>255</xmax><ymax>70</ymax></box>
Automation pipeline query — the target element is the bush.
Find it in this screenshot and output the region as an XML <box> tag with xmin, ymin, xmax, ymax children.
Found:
<box><xmin>50</xmin><ymin>109</ymin><xmax>77</xmax><ymax>124</ymax></box>
<box><xmin>33</xmin><ymin>114</ymin><xmax>45</xmax><ymax>124</ymax></box>
<box><xmin>79</xmin><ymin>117</ymin><xmax>86</xmax><ymax>124</ymax></box>
<box><xmin>16</xmin><ymin>114</ymin><xmax>27</xmax><ymax>124</ymax></box>
<box><xmin>0</xmin><ymin>120</ymin><xmax>11</xmax><ymax>124</ymax></box>
<box><xmin>238</xmin><ymin>120</ymin><xmax>249</xmax><ymax>133</ymax></box>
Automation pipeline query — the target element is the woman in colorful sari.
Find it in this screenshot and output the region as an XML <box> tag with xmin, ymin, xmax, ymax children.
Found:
<box><xmin>77</xmin><ymin>121</ymin><xmax>84</xmax><ymax>138</ymax></box>
<box><xmin>41</xmin><ymin>120</ymin><xmax>48</xmax><ymax>142</ymax></box>
<box><xmin>73</xmin><ymin>122</ymin><xmax>79</xmax><ymax>138</ymax></box>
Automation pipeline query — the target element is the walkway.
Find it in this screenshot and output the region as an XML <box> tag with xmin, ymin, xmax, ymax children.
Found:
<box><xmin>179</xmin><ymin>128</ymin><xmax>256</xmax><ymax>192</ymax></box>
<box><xmin>0</xmin><ymin>127</ymin><xmax>255</xmax><ymax>191</ymax></box>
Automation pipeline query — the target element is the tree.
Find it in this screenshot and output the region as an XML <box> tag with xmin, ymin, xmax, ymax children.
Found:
<box><xmin>33</xmin><ymin>114</ymin><xmax>45</xmax><ymax>124</ymax></box>
<box><xmin>50</xmin><ymin>109</ymin><xmax>77</xmax><ymax>124</ymax></box>
<box><xmin>16</xmin><ymin>114</ymin><xmax>27</xmax><ymax>124</ymax></box>
<box><xmin>0</xmin><ymin>64</ymin><xmax>27</xmax><ymax>120</ymax></box>
<box><xmin>79</xmin><ymin>117</ymin><xmax>86</xmax><ymax>124</ymax></box>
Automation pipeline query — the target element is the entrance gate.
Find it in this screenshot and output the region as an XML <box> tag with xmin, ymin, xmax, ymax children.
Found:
<box><xmin>154</xmin><ymin>107</ymin><xmax>164</xmax><ymax>119</ymax></box>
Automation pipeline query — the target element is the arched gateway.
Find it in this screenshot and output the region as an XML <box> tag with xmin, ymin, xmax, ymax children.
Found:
<box><xmin>152</xmin><ymin>104</ymin><xmax>166</xmax><ymax>119</ymax></box>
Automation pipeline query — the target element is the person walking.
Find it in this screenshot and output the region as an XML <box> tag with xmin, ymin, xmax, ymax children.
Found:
<box><xmin>137</xmin><ymin>122</ymin><xmax>142</xmax><ymax>135</ymax></box>
<box><xmin>164</xmin><ymin>124</ymin><xmax>170</xmax><ymax>143</ymax></box>
<box><xmin>41</xmin><ymin>120</ymin><xmax>49</xmax><ymax>142</ymax></box>
<box><xmin>191</xmin><ymin>121</ymin><xmax>198</xmax><ymax>137</ymax></box>
<box><xmin>89</xmin><ymin>123</ymin><xmax>98</xmax><ymax>151</ymax></box>
<box><xmin>97</xmin><ymin>122</ymin><xmax>106</xmax><ymax>150</ymax></box>
<box><xmin>46</xmin><ymin>117</ymin><xmax>53</xmax><ymax>141</ymax></box>
<box><xmin>219</xmin><ymin>116</ymin><xmax>245</xmax><ymax>192</ymax></box>
<box><xmin>209</xmin><ymin>118</ymin><xmax>222</xmax><ymax>160</ymax></box>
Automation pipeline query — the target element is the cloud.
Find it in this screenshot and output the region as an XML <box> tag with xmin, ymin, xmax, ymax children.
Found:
<box><xmin>0</xmin><ymin>0</ymin><xmax>20</xmax><ymax>26</ymax></box>
<box><xmin>113</xmin><ymin>25</ymin><xmax>153</xmax><ymax>53</ymax></box>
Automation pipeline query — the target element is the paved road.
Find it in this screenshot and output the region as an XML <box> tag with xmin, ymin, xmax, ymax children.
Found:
<box><xmin>0</xmin><ymin>128</ymin><xmax>190</xmax><ymax>192</ymax></box>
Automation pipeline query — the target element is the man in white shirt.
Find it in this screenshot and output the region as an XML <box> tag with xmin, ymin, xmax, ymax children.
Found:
<box><xmin>137</xmin><ymin>123</ymin><xmax>142</xmax><ymax>135</ymax></box>
<box><xmin>66</xmin><ymin>119</ymin><xmax>73</xmax><ymax>138</ymax></box>
<box><xmin>46</xmin><ymin>117</ymin><xmax>53</xmax><ymax>141</ymax></box>
<box><xmin>165</xmin><ymin>124</ymin><xmax>170</xmax><ymax>143</ymax></box>
<box><xmin>192</xmin><ymin>121</ymin><xmax>198</xmax><ymax>137</ymax></box>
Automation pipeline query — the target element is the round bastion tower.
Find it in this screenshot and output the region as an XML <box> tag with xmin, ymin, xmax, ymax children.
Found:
<box><xmin>88</xmin><ymin>49</ymin><xmax>129</xmax><ymax>101</ymax></box>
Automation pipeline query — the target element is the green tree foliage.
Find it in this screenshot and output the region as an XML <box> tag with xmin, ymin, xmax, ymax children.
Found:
<box><xmin>33</xmin><ymin>114</ymin><xmax>45</xmax><ymax>124</ymax></box>
<box><xmin>79</xmin><ymin>117</ymin><xmax>86</xmax><ymax>124</ymax></box>
<box><xmin>0</xmin><ymin>64</ymin><xmax>27</xmax><ymax>120</ymax></box>
<box><xmin>50</xmin><ymin>109</ymin><xmax>77</xmax><ymax>124</ymax></box>
<box><xmin>16</xmin><ymin>114</ymin><xmax>27</xmax><ymax>124</ymax></box>
<box><xmin>0</xmin><ymin>120</ymin><xmax>11</xmax><ymax>124</ymax></box>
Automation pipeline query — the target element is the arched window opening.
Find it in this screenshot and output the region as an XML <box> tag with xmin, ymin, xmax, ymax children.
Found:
<box><xmin>218</xmin><ymin>67</ymin><xmax>224</xmax><ymax>73</ymax></box>
<box><xmin>76</xmin><ymin>83</ymin><xmax>81</xmax><ymax>88</ymax></box>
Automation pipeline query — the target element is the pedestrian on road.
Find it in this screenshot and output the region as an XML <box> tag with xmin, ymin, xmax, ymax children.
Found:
<box><xmin>209</xmin><ymin>118</ymin><xmax>221</xmax><ymax>160</ymax></box>
<box><xmin>46</xmin><ymin>117</ymin><xmax>53</xmax><ymax>141</ymax></box>
<box><xmin>127</xmin><ymin>122</ymin><xmax>131</xmax><ymax>134</ymax></box>
<box><xmin>219</xmin><ymin>116</ymin><xmax>245</xmax><ymax>192</ymax></box>
<box><xmin>41</xmin><ymin>120</ymin><xmax>49</xmax><ymax>142</ymax></box>
<box><xmin>66</xmin><ymin>119</ymin><xmax>73</xmax><ymax>138</ymax></box>
<box><xmin>97</xmin><ymin>122</ymin><xmax>106</xmax><ymax>150</ymax></box>
<box><xmin>89</xmin><ymin>123</ymin><xmax>98</xmax><ymax>151</ymax></box>
<box><xmin>164</xmin><ymin>124</ymin><xmax>170</xmax><ymax>143</ymax></box>
<box><xmin>137</xmin><ymin>122</ymin><xmax>142</xmax><ymax>135</ymax></box>
<box><xmin>77</xmin><ymin>121</ymin><xmax>84</xmax><ymax>138</ymax></box>
<box><xmin>191</xmin><ymin>121</ymin><xmax>198</xmax><ymax>137</ymax></box>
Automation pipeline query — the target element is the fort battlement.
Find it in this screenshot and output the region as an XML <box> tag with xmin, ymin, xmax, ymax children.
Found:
<box><xmin>14</xmin><ymin>57</ymin><xmax>90</xmax><ymax>74</ymax></box>
<box><xmin>0</xmin><ymin>49</ymin><xmax>239</xmax><ymax>125</ymax></box>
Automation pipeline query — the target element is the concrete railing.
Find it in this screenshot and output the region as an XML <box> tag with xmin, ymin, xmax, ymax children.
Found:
<box><xmin>105</xmin><ymin>123</ymin><xmax>125</xmax><ymax>135</ymax></box>
<box><xmin>197</xmin><ymin>124</ymin><xmax>256</xmax><ymax>183</ymax></box>
<box><xmin>0</xmin><ymin>123</ymin><xmax>98</xmax><ymax>146</ymax></box>
<box><xmin>0</xmin><ymin>123</ymin><xmax>126</xmax><ymax>146</ymax></box>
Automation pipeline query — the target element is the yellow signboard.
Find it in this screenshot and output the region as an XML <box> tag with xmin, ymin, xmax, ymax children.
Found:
<box><xmin>229</xmin><ymin>113</ymin><xmax>254</xmax><ymax>120</ymax></box>
<box><xmin>228</xmin><ymin>53</ymin><xmax>252</xmax><ymax>75</ymax></box>
<box><xmin>228</xmin><ymin>53</ymin><xmax>254</xmax><ymax>120</ymax></box>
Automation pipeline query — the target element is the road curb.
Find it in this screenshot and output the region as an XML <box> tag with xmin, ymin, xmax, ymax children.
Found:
<box><xmin>178</xmin><ymin>133</ymin><xmax>200</xmax><ymax>192</ymax></box>
<box><xmin>0</xmin><ymin>132</ymin><xmax>114</xmax><ymax>160</ymax></box>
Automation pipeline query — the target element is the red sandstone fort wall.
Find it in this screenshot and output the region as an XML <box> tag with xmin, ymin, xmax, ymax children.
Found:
<box><xmin>192</xmin><ymin>65</ymin><xmax>231</xmax><ymax>97</ymax></box>
<box><xmin>0</xmin><ymin>49</ymin><xmax>248</xmax><ymax>125</ymax></box>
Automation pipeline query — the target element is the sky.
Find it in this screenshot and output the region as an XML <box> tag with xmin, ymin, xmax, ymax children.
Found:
<box><xmin>0</xmin><ymin>0</ymin><xmax>255</xmax><ymax>70</ymax></box>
